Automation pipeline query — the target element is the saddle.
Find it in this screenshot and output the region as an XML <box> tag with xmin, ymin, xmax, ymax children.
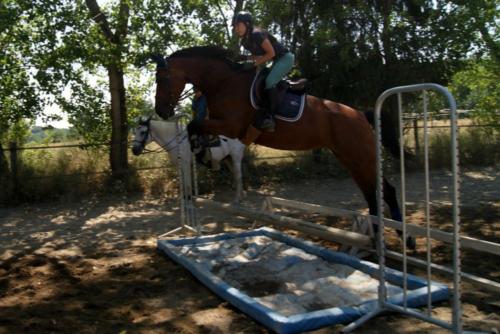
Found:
<box><xmin>250</xmin><ymin>68</ymin><xmax>307</xmax><ymax>122</ymax></box>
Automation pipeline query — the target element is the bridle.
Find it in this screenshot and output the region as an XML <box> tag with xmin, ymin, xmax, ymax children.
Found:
<box><xmin>132</xmin><ymin>118</ymin><xmax>188</xmax><ymax>154</ymax></box>
<box><xmin>156</xmin><ymin>68</ymin><xmax>178</xmax><ymax>116</ymax></box>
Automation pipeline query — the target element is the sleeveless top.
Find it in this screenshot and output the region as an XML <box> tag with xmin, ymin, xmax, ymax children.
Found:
<box><xmin>241</xmin><ymin>27</ymin><xmax>288</xmax><ymax>60</ymax></box>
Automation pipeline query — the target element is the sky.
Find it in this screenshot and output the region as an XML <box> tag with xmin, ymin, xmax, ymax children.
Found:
<box><xmin>36</xmin><ymin>104</ymin><xmax>70</xmax><ymax>128</ymax></box>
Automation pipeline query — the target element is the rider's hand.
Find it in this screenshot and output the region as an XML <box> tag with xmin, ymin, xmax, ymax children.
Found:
<box><xmin>235</xmin><ymin>54</ymin><xmax>249</xmax><ymax>62</ymax></box>
<box><xmin>240</xmin><ymin>61</ymin><xmax>255</xmax><ymax>71</ymax></box>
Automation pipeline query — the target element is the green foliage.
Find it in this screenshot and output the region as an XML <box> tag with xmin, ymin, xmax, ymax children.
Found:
<box><xmin>1</xmin><ymin>0</ymin><xmax>188</xmax><ymax>144</ymax></box>
<box><xmin>178</xmin><ymin>0</ymin><xmax>236</xmax><ymax>47</ymax></box>
<box><xmin>425</xmin><ymin>127</ymin><xmax>500</xmax><ymax>169</ymax></box>
<box><xmin>0</xmin><ymin>119</ymin><xmax>32</xmax><ymax>146</ymax></box>
<box><xmin>450</xmin><ymin>59</ymin><xmax>500</xmax><ymax>127</ymax></box>
<box><xmin>3</xmin><ymin>0</ymin><xmax>497</xmax><ymax>135</ymax></box>
<box><xmin>249</xmin><ymin>1</ymin><xmax>493</xmax><ymax>107</ymax></box>
<box><xmin>0</xmin><ymin>1</ymin><xmax>45</xmax><ymax>136</ymax></box>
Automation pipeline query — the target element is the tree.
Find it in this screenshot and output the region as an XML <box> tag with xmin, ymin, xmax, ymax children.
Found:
<box><xmin>6</xmin><ymin>0</ymin><xmax>185</xmax><ymax>180</ymax></box>
<box><xmin>178</xmin><ymin>0</ymin><xmax>245</xmax><ymax>51</ymax></box>
<box><xmin>249</xmin><ymin>1</ymin><xmax>490</xmax><ymax>107</ymax></box>
<box><xmin>451</xmin><ymin>0</ymin><xmax>499</xmax><ymax>62</ymax></box>
<box><xmin>0</xmin><ymin>1</ymin><xmax>45</xmax><ymax>177</ymax></box>
<box><xmin>450</xmin><ymin>59</ymin><xmax>500</xmax><ymax>127</ymax></box>
<box><xmin>84</xmin><ymin>0</ymin><xmax>130</xmax><ymax>178</ymax></box>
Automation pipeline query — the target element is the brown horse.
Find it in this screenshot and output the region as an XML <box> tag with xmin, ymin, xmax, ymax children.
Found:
<box><xmin>152</xmin><ymin>46</ymin><xmax>414</xmax><ymax>248</ymax></box>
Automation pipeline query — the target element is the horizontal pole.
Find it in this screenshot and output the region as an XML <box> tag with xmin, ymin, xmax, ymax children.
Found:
<box><xmin>197</xmin><ymin>196</ymin><xmax>500</xmax><ymax>293</ymax></box>
<box><xmin>194</xmin><ymin>197</ymin><xmax>372</xmax><ymax>248</ymax></box>
<box><xmin>269</xmin><ymin>196</ymin><xmax>358</xmax><ymax>218</ymax></box>
<box><xmin>384</xmin><ymin>250</ymin><xmax>500</xmax><ymax>293</ymax></box>
<box><xmin>384</xmin><ymin>303</ymin><xmax>453</xmax><ymax>330</ymax></box>
<box><xmin>268</xmin><ymin>196</ymin><xmax>500</xmax><ymax>256</ymax></box>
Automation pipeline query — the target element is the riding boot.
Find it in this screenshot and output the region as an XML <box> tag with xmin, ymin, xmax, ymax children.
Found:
<box><xmin>257</xmin><ymin>88</ymin><xmax>277</xmax><ymax>132</ymax></box>
<box><xmin>261</xmin><ymin>84</ymin><xmax>286</xmax><ymax>132</ymax></box>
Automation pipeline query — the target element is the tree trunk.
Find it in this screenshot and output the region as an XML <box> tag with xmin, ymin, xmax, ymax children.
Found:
<box><xmin>86</xmin><ymin>0</ymin><xmax>130</xmax><ymax>180</ymax></box>
<box><xmin>108</xmin><ymin>66</ymin><xmax>128</xmax><ymax>179</ymax></box>
<box><xmin>0</xmin><ymin>145</ymin><xmax>8</xmax><ymax>177</ymax></box>
<box><xmin>380</xmin><ymin>0</ymin><xmax>394</xmax><ymax>67</ymax></box>
<box><xmin>413</xmin><ymin>118</ymin><xmax>420</xmax><ymax>157</ymax></box>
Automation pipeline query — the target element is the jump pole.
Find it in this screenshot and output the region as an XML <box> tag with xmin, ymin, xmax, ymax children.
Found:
<box><xmin>194</xmin><ymin>197</ymin><xmax>372</xmax><ymax>248</ymax></box>
<box><xmin>265</xmin><ymin>196</ymin><xmax>500</xmax><ymax>293</ymax></box>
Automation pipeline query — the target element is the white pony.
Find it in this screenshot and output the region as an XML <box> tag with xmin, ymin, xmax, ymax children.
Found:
<box><xmin>131</xmin><ymin>117</ymin><xmax>246</xmax><ymax>202</ymax></box>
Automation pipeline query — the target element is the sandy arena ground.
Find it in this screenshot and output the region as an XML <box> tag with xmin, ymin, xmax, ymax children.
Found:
<box><xmin>0</xmin><ymin>167</ymin><xmax>499</xmax><ymax>333</ymax></box>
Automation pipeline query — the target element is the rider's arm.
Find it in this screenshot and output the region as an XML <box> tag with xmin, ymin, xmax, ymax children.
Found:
<box><xmin>251</xmin><ymin>38</ymin><xmax>275</xmax><ymax>66</ymax></box>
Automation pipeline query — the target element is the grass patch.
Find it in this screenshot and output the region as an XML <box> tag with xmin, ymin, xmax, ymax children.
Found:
<box><xmin>1</xmin><ymin>125</ymin><xmax>497</xmax><ymax>205</ymax></box>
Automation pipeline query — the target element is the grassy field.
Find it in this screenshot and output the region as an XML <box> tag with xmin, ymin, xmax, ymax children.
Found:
<box><xmin>0</xmin><ymin>122</ymin><xmax>498</xmax><ymax>205</ymax></box>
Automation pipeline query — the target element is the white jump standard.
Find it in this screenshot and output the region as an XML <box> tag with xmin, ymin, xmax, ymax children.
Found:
<box><xmin>343</xmin><ymin>83</ymin><xmax>464</xmax><ymax>333</ymax></box>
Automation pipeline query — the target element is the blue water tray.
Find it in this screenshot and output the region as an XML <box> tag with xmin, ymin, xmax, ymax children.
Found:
<box><xmin>157</xmin><ymin>227</ymin><xmax>449</xmax><ymax>334</ymax></box>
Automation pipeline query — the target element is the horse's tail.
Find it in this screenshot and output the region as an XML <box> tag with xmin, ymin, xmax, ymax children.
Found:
<box><xmin>362</xmin><ymin>109</ymin><xmax>413</xmax><ymax>159</ymax></box>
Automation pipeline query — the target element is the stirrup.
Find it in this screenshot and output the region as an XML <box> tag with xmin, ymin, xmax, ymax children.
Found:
<box><xmin>259</xmin><ymin>117</ymin><xmax>275</xmax><ymax>132</ymax></box>
<box><xmin>189</xmin><ymin>134</ymin><xmax>203</xmax><ymax>154</ymax></box>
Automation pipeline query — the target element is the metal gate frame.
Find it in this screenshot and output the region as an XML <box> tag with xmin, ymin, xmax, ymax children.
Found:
<box><xmin>343</xmin><ymin>83</ymin><xmax>464</xmax><ymax>333</ymax></box>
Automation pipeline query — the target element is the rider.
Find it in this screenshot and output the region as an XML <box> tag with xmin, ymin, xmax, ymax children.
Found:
<box><xmin>191</xmin><ymin>89</ymin><xmax>219</xmax><ymax>148</ymax></box>
<box><xmin>191</xmin><ymin>89</ymin><xmax>208</xmax><ymax>121</ymax></box>
<box><xmin>232</xmin><ymin>11</ymin><xmax>294</xmax><ymax>132</ymax></box>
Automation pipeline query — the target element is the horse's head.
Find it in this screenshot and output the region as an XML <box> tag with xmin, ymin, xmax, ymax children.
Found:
<box><xmin>151</xmin><ymin>55</ymin><xmax>186</xmax><ymax>119</ymax></box>
<box><xmin>131</xmin><ymin>116</ymin><xmax>153</xmax><ymax>155</ymax></box>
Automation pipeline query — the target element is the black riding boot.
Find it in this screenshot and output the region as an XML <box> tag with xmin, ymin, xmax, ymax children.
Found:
<box><xmin>258</xmin><ymin>85</ymin><xmax>285</xmax><ymax>132</ymax></box>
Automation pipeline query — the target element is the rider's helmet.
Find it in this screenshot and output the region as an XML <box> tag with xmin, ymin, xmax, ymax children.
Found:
<box><xmin>232</xmin><ymin>11</ymin><xmax>253</xmax><ymax>29</ymax></box>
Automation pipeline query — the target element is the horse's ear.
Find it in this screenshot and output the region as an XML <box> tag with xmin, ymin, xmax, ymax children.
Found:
<box><xmin>151</xmin><ymin>54</ymin><xmax>168</xmax><ymax>68</ymax></box>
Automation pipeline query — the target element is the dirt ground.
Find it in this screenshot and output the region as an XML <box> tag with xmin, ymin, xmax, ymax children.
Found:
<box><xmin>0</xmin><ymin>166</ymin><xmax>499</xmax><ymax>334</ymax></box>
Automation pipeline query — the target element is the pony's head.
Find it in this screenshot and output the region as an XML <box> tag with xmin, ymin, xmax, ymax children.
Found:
<box><xmin>131</xmin><ymin>116</ymin><xmax>153</xmax><ymax>155</ymax></box>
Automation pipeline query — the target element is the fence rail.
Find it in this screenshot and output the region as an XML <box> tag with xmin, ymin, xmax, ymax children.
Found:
<box><xmin>1</xmin><ymin>122</ymin><xmax>496</xmax><ymax>152</ymax></box>
<box><xmin>7</xmin><ymin>142</ymin><xmax>110</xmax><ymax>150</ymax></box>
<box><xmin>0</xmin><ymin>122</ymin><xmax>496</xmax><ymax>191</ymax></box>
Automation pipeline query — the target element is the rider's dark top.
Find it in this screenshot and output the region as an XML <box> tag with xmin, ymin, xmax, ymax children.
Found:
<box><xmin>241</xmin><ymin>27</ymin><xmax>288</xmax><ymax>60</ymax></box>
<box><xmin>191</xmin><ymin>95</ymin><xmax>207</xmax><ymax>121</ymax></box>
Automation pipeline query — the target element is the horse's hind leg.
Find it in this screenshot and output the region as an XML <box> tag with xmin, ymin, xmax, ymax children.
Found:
<box><xmin>330</xmin><ymin>149</ymin><xmax>415</xmax><ymax>250</ymax></box>
<box><xmin>382</xmin><ymin>178</ymin><xmax>416</xmax><ymax>249</ymax></box>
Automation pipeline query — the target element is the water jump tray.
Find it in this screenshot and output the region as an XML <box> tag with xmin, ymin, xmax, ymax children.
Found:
<box><xmin>157</xmin><ymin>227</ymin><xmax>449</xmax><ymax>334</ymax></box>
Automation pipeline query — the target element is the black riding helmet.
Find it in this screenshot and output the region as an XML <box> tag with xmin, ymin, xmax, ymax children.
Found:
<box><xmin>232</xmin><ymin>11</ymin><xmax>253</xmax><ymax>28</ymax></box>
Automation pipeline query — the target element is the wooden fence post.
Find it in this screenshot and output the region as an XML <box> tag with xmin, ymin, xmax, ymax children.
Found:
<box><xmin>413</xmin><ymin>118</ymin><xmax>420</xmax><ymax>156</ymax></box>
<box><xmin>0</xmin><ymin>145</ymin><xmax>7</xmax><ymax>176</ymax></box>
<box><xmin>9</xmin><ymin>142</ymin><xmax>18</xmax><ymax>200</ymax></box>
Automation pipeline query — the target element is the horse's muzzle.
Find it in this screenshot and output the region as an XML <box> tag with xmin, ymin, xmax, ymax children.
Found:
<box><xmin>131</xmin><ymin>143</ymin><xmax>143</xmax><ymax>156</ymax></box>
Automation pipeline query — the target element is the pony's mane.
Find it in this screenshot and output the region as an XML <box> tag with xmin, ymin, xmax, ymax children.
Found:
<box><xmin>169</xmin><ymin>46</ymin><xmax>240</xmax><ymax>70</ymax></box>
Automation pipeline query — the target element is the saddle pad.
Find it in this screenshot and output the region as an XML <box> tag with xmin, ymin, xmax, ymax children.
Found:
<box><xmin>275</xmin><ymin>92</ymin><xmax>306</xmax><ymax>122</ymax></box>
<box><xmin>250</xmin><ymin>74</ymin><xmax>306</xmax><ymax>123</ymax></box>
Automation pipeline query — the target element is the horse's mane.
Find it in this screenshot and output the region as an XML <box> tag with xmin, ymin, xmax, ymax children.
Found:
<box><xmin>169</xmin><ymin>46</ymin><xmax>241</xmax><ymax>70</ymax></box>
